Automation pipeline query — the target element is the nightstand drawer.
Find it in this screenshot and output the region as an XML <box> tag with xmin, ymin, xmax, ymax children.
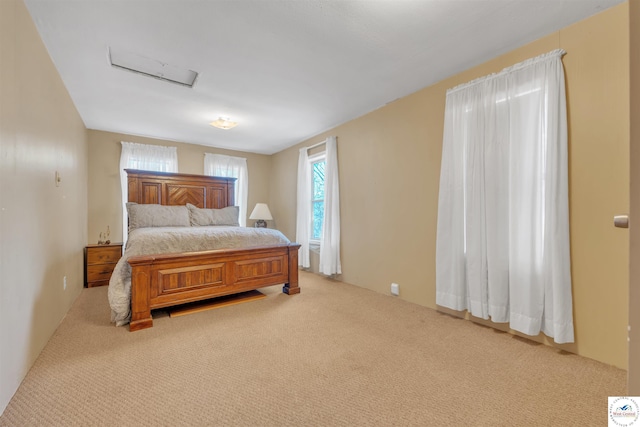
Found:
<box><xmin>87</xmin><ymin>280</ymin><xmax>110</xmax><ymax>288</ymax></box>
<box><xmin>87</xmin><ymin>246</ymin><xmax>122</xmax><ymax>265</ymax></box>
<box><xmin>87</xmin><ymin>263</ymin><xmax>117</xmax><ymax>282</ymax></box>
<box><xmin>85</xmin><ymin>243</ymin><xmax>123</xmax><ymax>287</ymax></box>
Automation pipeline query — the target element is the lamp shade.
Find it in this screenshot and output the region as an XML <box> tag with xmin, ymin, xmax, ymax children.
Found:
<box><xmin>249</xmin><ymin>203</ymin><xmax>273</xmax><ymax>220</ymax></box>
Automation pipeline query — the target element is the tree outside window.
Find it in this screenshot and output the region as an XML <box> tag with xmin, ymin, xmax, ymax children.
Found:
<box><xmin>311</xmin><ymin>158</ymin><xmax>325</xmax><ymax>241</ymax></box>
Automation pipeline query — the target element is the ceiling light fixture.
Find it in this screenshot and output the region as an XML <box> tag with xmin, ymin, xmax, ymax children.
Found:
<box><xmin>209</xmin><ymin>117</ymin><xmax>238</xmax><ymax>130</ymax></box>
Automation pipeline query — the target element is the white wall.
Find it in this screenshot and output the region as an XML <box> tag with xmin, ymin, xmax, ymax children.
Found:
<box><xmin>0</xmin><ymin>0</ymin><xmax>88</xmax><ymax>414</ymax></box>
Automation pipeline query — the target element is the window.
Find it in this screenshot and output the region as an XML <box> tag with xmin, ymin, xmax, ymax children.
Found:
<box><xmin>310</xmin><ymin>155</ymin><xmax>325</xmax><ymax>242</ymax></box>
<box><xmin>204</xmin><ymin>153</ymin><xmax>248</xmax><ymax>227</ymax></box>
<box><xmin>125</xmin><ymin>156</ymin><xmax>175</xmax><ymax>171</ymax></box>
<box><xmin>119</xmin><ymin>142</ymin><xmax>178</xmax><ymax>243</ymax></box>
<box><xmin>296</xmin><ymin>136</ymin><xmax>341</xmax><ymax>274</ymax></box>
<box><xmin>436</xmin><ymin>49</ymin><xmax>573</xmax><ymax>343</ymax></box>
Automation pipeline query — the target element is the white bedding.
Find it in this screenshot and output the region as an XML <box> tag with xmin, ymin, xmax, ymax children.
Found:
<box><xmin>108</xmin><ymin>226</ymin><xmax>290</xmax><ymax>326</ymax></box>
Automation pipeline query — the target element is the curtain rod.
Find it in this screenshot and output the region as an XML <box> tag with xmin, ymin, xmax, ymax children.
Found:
<box><xmin>306</xmin><ymin>139</ymin><xmax>326</xmax><ymax>150</ymax></box>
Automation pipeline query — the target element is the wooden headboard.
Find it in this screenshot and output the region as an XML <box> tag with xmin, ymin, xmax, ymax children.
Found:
<box><xmin>126</xmin><ymin>169</ymin><xmax>236</xmax><ymax>208</ymax></box>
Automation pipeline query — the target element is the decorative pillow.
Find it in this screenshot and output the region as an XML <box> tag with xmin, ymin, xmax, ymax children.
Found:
<box><xmin>126</xmin><ymin>203</ymin><xmax>191</xmax><ymax>232</ymax></box>
<box><xmin>186</xmin><ymin>203</ymin><xmax>240</xmax><ymax>226</ymax></box>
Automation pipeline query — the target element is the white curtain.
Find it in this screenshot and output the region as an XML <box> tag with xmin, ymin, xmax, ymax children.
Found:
<box><xmin>296</xmin><ymin>148</ymin><xmax>311</xmax><ymax>268</ymax></box>
<box><xmin>319</xmin><ymin>136</ymin><xmax>341</xmax><ymax>275</ymax></box>
<box><xmin>204</xmin><ymin>153</ymin><xmax>248</xmax><ymax>227</ymax></box>
<box><xmin>120</xmin><ymin>142</ymin><xmax>178</xmax><ymax>244</ymax></box>
<box><xmin>436</xmin><ymin>49</ymin><xmax>574</xmax><ymax>344</ymax></box>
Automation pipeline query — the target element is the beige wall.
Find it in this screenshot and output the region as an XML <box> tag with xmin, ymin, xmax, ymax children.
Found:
<box><xmin>271</xmin><ymin>4</ymin><xmax>630</xmax><ymax>368</ymax></box>
<box><xmin>88</xmin><ymin>130</ymin><xmax>272</xmax><ymax>244</ymax></box>
<box><xmin>561</xmin><ymin>3</ymin><xmax>630</xmax><ymax>371</ymax></box>
<box><xmin>0</xmin><ymin>0</ymin><xmax>88</xmax><ymax>414</ymax></box>
<box><xmin>629</xmin><ymin>0</ymin><xmax>639</xmax><ymax>393</ymax></box>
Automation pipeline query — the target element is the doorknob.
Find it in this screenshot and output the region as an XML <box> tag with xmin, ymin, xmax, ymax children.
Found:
<box><xmin>614</xmin><ymin>215</ymin><xmax>629</xmax><ymax>228</ymax></box>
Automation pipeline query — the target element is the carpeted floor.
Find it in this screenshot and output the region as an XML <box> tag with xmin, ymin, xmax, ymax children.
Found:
<box><xmin>0</xmin><ymin>271</ymin><xmax>626</xmax><ymax>426</ymax></box>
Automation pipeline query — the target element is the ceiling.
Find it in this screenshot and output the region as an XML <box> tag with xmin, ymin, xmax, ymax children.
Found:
<box><xmin>25</xmin><ymin>0</ymin><xmax>623</xmax><ymax>155</ymax></box>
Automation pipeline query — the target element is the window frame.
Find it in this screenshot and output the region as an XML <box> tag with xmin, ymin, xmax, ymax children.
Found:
<box><xmin>309</xmin><ymin>152</ymin><xmax>326</xmax><ymax>245</ymax></box>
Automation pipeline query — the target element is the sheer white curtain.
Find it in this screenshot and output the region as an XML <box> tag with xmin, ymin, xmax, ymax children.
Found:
<box><xmin>296</xmin><ymin>148</ymin><xmax>311</xmax><ymax>268</ymax></box>
<box><xmin>204</xmin><ymin>153</ymin><xmax>248</xmax><ymax>226</ymax></box>
<box><xmin>120</xmin><ymin>142</ymin><xmax>178</xmax><ymax>243</ymax></box>
<box><xmin>319</xmin><ymin>136</ymin><xmax>341</xmax><ymax>276</ymax></box>
<box><xmin>436</xmin><ymin>49</ymin><xmax>574</xmax><ymax>343</ymax></box>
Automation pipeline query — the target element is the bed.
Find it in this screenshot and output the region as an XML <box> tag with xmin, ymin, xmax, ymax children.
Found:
<box><xmin>110</xmin><ymin>169</ymin><xmax>301</xmax><ymax>331</ymax></box>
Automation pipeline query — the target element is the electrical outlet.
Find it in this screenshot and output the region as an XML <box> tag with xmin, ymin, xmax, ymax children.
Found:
<box><xmin>63</xmin><ymin>276</ymin><xmax>67</xmax><ymax>290</ymax></box>
<box><xmin>391</xmin><ymin>282</ymin><xmax>400</xmax><ymax>296</ymax></box>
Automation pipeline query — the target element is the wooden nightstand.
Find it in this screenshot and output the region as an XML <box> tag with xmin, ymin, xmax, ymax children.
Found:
<box><xmin>85</xmin><ymin>243</ymin><xmax>123</xmax><ymax>288</ymax></box>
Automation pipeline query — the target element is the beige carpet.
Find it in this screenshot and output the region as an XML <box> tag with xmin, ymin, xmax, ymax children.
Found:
<box><xmin>0</xmin><ymin>272</ymin><xmax>626</xmax><ymax>426</ymax></box>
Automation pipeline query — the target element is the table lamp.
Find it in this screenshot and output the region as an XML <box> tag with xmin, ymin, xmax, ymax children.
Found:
<box><xmin>249</xmin><ymin>203</ymin><xmax>273</xmax><ymax>228</ymax></box>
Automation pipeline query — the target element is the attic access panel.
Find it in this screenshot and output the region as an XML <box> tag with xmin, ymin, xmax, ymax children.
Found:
<box><xmin>108</xmin><ymin>47</ymin><xmax>198</xmax><ymax>88</ymax></box>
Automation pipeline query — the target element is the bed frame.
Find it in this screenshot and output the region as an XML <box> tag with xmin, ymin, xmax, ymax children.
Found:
<box><xmin>125</xmin><ymin>169</ymin><xmax>301</xmax><ymax>331</ymax></box>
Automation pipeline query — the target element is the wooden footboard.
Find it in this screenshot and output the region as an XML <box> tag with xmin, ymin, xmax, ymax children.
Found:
<box><xmin>128</xmin><ymin>243</ymin><xmax>301</xmax><ymax>331</ymax></box>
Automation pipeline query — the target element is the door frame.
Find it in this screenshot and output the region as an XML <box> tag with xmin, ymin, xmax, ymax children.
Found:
<box><xmin>629</xmin><ymin>0</ymin><xmax>639</xmax><ymax>395</ymax></box>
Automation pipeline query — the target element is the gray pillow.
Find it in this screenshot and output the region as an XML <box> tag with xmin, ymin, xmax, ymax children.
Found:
<box><xmin>186</xmin><ymin>203</ymin><xmax>240</xmax><ymax>226</ymax></box>
<box><xmin>126</xmin><ymin>203</ymin><xmax>191</xmax><ymax>232</ymax></box>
